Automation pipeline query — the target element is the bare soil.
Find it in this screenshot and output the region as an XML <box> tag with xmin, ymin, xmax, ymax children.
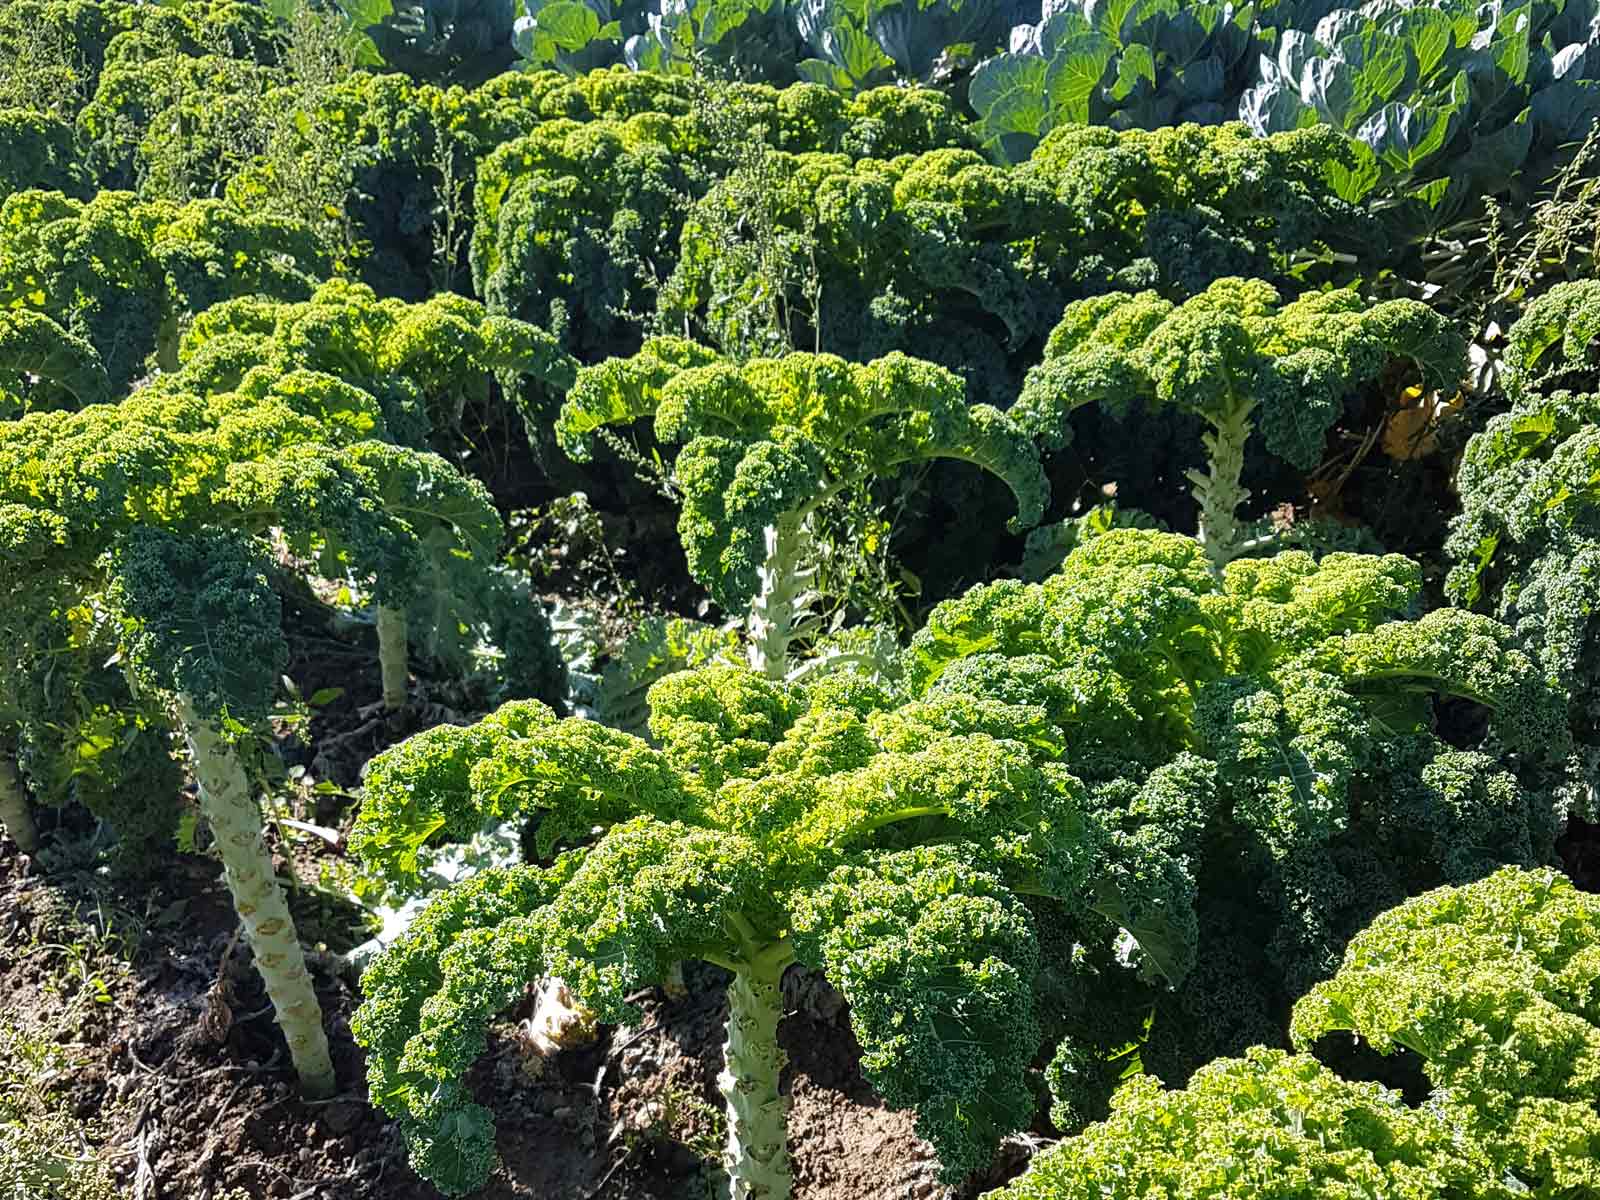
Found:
<box><xmin>0</xmin><ymin>835</ymin><xmax>990</xmax><ymax>1200</ymax></box>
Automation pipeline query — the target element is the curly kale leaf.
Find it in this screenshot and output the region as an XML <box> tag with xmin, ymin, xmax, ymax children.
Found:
<box><xmin>107</xmin><ymin>526</ymin><xmax>286</xmax><ymax>725</ymax></box>
<box><xmin>1015</xmin><ymin>277</ymin><xmax>1464</xmax><ymax>474</ymax></box>
<box><xmin>992</xmin><ymin>1046</ymin><xmax>1498</xmax><ymax>1199</ymax></box>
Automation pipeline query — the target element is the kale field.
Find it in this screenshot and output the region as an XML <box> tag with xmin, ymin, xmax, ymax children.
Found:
<box><xmin>2</xmin><ymin>1</ymin><xmax>1600</xmax><ymax>1197</ymax></box>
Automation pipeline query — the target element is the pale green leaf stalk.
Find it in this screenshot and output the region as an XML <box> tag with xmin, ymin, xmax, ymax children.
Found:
<box><xmin>719</xmin><ymin>942</ymin><xmax>796</xmax><ymax>1199</ymax></box>
<box><xmin>1187</xmin><ymin>397</ymin><xmax>1253</xmax><ymax>577</ymax></box>
<box><xmin>177</xmin><ymin>692</ymin><xmax>336</xmax><ymax>1097</ymax></box>
<box><xmin>0</xmin><ymin>754</ymin><xmax>37</xmax><ymax>853</ymax></box>
<box><xmin>745</xmin><ymin>515</ymin><xmax>814</xmax><ymax>679</ymax></box>
<box><xmin>108</xmin><ymin>528</ymin><xmax>337</xmax><ymax>1098</ymax></box>
<box><xmin>377</xmin><ymin>604</ymin><xmax>409</xmax><ymax>710</ymax></box>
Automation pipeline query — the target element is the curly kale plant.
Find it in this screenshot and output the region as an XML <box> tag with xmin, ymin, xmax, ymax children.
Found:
<box><xmin>77</xmin><ymin>41</ymin><xmax>286</xmax><ymax>195</ymax></box>
<box><xmin>0</xmin><ymin>189</ymin><xmax>328</xmax><ymax>392</ymax></box>
<box><xmin>167</xmin><ymin>356</ymin><xmax>561</xmax><ymax>711</ymax></box>
<box><xmin>0</xmin><ymin>588</ymin><xmax>181</xmax><ymax>868</ymax></box>
<box><xmin>660</xmin><ymin>144</ymin><xmax>1075</xmax><ymax>404</ymax></box>
<box><xmin>558</xmin><ymin>339</ymin><xmax>1045</xmax><ymax>675</ymax></box>
<box><xmin>906</xmin><ymin>527</ymin><xmax>1570</xmax><ymax>1121</ymax></box>
<box><xmin>0</xmin><ymin>0</ymin><xmax>267</xmax><ymax>119</ymax></box>
<box><xmin>0</xmin><ymin>363</ymin><xmax>542</xmax><ymax>1088</ymax></box>
<box><xmin>991</xmin><ymin>866</ymin><xmax>1600</xmax><ymax>1200</ymax></box>
<box><xmin>661</xmin><ymin>124</ymin><xmax>1381</xmax><ymax>409</ymax></box>
<box><xmin>0</xmin><ymin>108</ymin><xmax>87</xmax><ymax>202</ymax></box>
<box><xmin>0</xmin><ymin>375</ymin><xmax>502</xmax><ymax>845</ymax></box>
<box><xmin>178</xmin><ymin>277</ymin><xmax>577</xmax><ymax>457</ymax></box>
<box><xmin>1291</xmin><ymin>866</ymin><xmax>1600</xmax><ymax>1196</ymax></box>
<box><xmin>106</xmin><ymin>527</ymin><xmax>338</xmax><ymax>1097</ymax></box>
<box><xmin>992</xmin><ymin>1047</ymin><xmax>1498</xmax><ymax>1199</ymax></box>
<box><xmin>348</xmin><ymin>661</ymin><xmax>1184</xmax><ymax>1196</ymax></box>
<box><xmin>471</xmin><ymin>86</ymin><xmax>977</xmax><ymax>360</ymax></box>
<box><xmin>1447</xmin><ymin>279</ymin><xmax>1600</xmax><ymax>799</ymax></box>
<box><xmin>1019</xmin><ymin>122</ymin><xmax>1382</xmax><ymax>298</ymax></box>
<box><xmin>1013</xmin><ymin>278</ymin><xmax>1465</xmax><ymax>573</ymax></box>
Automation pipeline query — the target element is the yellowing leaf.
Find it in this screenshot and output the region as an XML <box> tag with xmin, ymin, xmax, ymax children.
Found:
<box><xmin>1383</xmin><ymin>387</ymin><xmax>1462</xmax><ymax>460</ymax></box>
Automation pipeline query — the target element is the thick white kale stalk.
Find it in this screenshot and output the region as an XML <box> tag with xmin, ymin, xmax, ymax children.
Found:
<box><xmin>376</xmin><ymin>603</ymin><xmax>410</xmax><ymax>710</ymax></box>
<box><xmin>744</xmin><ymin>514</ymin><xmax>812</xmax><ymax>679</ymax></box>
<box><xmin>111</xmin><ymin>528</ymin><xmax>336</xmax><ymax>1097</ymax></box>
<box><xmin>0</xmin><ymin>752</ymin><xmax>36</xmax><ymax>852</ymax></box>
<box><xmin>176</xmin><ymin>691</ymin><xmax>334</xmax><ymax>1094</ymax></box>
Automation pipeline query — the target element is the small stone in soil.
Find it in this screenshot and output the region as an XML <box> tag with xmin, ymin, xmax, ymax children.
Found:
<box><xmin>322</xmin><ymin>1101</ymin><xmax>362</xmax><ymax>1133</ymax></box>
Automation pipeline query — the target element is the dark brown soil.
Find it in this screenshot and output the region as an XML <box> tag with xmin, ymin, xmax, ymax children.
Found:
<box><xmin>0</xmin><ymin>835</ymin><xmax>980</xmax><ymax>1200</ymax></box>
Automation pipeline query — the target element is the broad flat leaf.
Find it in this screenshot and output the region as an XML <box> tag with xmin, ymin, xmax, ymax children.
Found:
<box><xmin>970</xmin><ymin>52</ymin><xmax>1052</xmax><ymax>138</ymax></box>
<box><xmin>830</xmin><ymin>21</ymin><xmax>893</xmax><ymax>81</ymax></box>
<box><xmin>1274</xmin><ymin>28</ymin><xmax>1311</xmax><ymax>83</ymax></box>
<box><xmin>1302</xmin><ymin>55</ymin><xmax>1360</xmax><ymax>128</ymax></box>
<box><xmin>1239</xmin><ymin>76</ymin><xmax>1303</xmax><ymax>136</ymax></box>
<box><xmin>511</xmin><ymin>14</ymin><xmax>549</xmax><ymax>62</ymax></box>
<box><xmin>340</xmin><ymin>0</ymin><xmax>395</xmax><ymax>27</ymax></box>
<box><xmin>1416</xmin><ymin>175</ymin><xmax>1452</xmax><ymax>208</ymax></box>
<box><xmin>1323</xmin><ymin>138</ymin><xmax>1379</xmax><ymax>202</ymax></box>
<box><xmin>1493</xmin><ymin>10</ymin><xmax>1531</xmax><ymax>84</ymax></box>
<box><xmin>1152</xmin><ymin>4</ymin><xmax>1218</xmax><ymax>65</ymax></box>
<box><xmin>1312</xmin><ymin>7</ymin><xmax>1362</xmax><ymax>48</ymax></box>
<box><xmin>1110</xmin><ymin>41</ymin><xmax>1154</xmax><ymax>100</ymax></box>
<box><xmin>1179</xmin><ymin>53</ymin><xmax>1224</xmax><ymax>102</ymax></box>
<box><xmin>1357</xmin><ymin>101</ymin><xmax>1457</xmax><ymax>175</ymax></box>
<box><xmin>537</xmin><ymin>1</ymin><xmax>602</xmax><ymax>51</ymax></box>
<box><xmin>1044</xmin><ymin>30</ymin><xmax>1116</xmax><ymax>123</ymax></box>
<box><xmin>1551</xmin><ymin>43</ymin><xmax>1587</xmax><ymax>82</ymax></box>
<box><xmin>797</xmin><ymin>58</ymin><xmax>850</xmax><ymax>88</ymax></box>
<box><xmin>1361</xmin><ymin>689</ymin><xmax>1431</xmax><ymax>738</ymax></box>
<box><xmin>1038</xmin><ymin>8</ymin><xmax>1094</xmax><ymax>58</ymax></box>
<box><xmin>1532</xmin><ymin>78</ymin><xmax>1600</xmax><ymax>142</ymax></box>
<box><xmin>1350</xmin><ymin>33</ymin><xmax>1408</xmax><ymax>112</ymax></box>
<box><xmin>1507</xmin><ymin>409</ymin><xmax>1557</xmax><ymax>452</ymax></box>
<box><xmin>1090</xmin><ymin>878</ymin><xmax>1190</xmax><ymax>986</ymax></box>
<box><xmin>1463</xmin><ymin>111</ymin><xmax>1532</xmax><ymax>193</ymax></box>
<box><xmin>1394</xmin><ymin>6</ymin><xmax>1453</xmax><ymax>80</ymax></box>
<box><xmin>1084</xmin><ymin>0</ymin><xmax>1141</xmax><ymax>39</ymax></box>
